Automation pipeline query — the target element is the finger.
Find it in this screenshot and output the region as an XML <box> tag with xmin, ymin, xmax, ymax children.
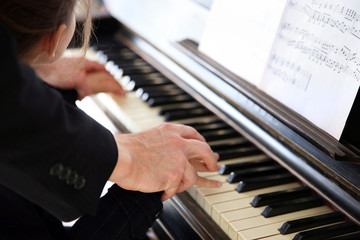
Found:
<box><xmin>185</xmin><ymin>141</ymin><xmax>219</xmax><ymax>172</ymax></box>
<box><xmin>161</xmin><ymin>187</ymin><xmax>177</xmax><ymax>202</ymax></box>
<box><xmin>188</xmin><ymin>160</ymin><xmax>209</xmax><ymax>172</ymax></box>
<box><xmin>86</xmin><ymin>72</ymin><xmax>126</xmax><ymax>96</ymax></box>
<box><xmin>196</xmin><ymin>176</ymin><xmax>223</xmax><ymax>188</ymax></box>
<box><xmin>176</xmin><ymin>124</ymin><xmax>206</xmax><ymax>142</ymax></box>
<box><xmin>98</xmin><ymin>75</ymin><xmax>126</xmax><ymax>96</ymax></box>
<box><xmin>84</xmin><ymin>59</ymin><xmax>107</xmax><ymax>72</ymax></box>
<box><xmin>176</xmin><ymin>162</ymin><xmax>198</xmax><ymax>193</ymax></box>
<box><xmin>161</xmin><ymin>161</ymin><xmax>196</xmax><ymax>202</ymax></box>
<box><xmin>189</xmin><ymin>160</ymin><xmax>222</xmax><ymax>172</ymax></box>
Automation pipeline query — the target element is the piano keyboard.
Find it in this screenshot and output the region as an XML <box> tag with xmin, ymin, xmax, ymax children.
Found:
<box><xmin>85</xmin><ymin>38</ymin><xmax>360</xmax><ymax>240</ymax></box>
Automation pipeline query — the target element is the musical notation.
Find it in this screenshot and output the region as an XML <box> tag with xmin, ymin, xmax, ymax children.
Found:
<box><xmin>271</xmin><ymin>0</ymin><xmax>360</xmax><ymax>89</ymax></box>
<box><xmin>278</xmin><ymin>22</ymin><xmax>360</xmax><ymax>82</ymax></box>
<box><xmin>268</xmin><ymin>54</ymin><xmax>312</xmax><ymax>91</ymax></box>
<box><xmin>260</xmin><ymin>0</ymin><xmax>360</xmax><ymax>139</ymax></box>
<box><xmin>290</xmin><ymin>0</ymin><xmax>360</xmax><ymax>39</ymax></box>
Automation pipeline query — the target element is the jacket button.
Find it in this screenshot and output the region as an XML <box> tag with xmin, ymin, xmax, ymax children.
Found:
<box><xmin>50</xmin><ymin>163</ymin><xmax>64</xmax><ymax>176</ymax></box>
<box><xmin>74</xmin><ymin>177</ymin><xmax>86</xmax><ymax>189</ymax></box>
<box><xmin>66</xmin><ymin>171</ymin><xmax>78</xmax><ymax>185</ymax></box>
<box><xmin>59</xmin><ymin>167</ymin><xmax>71</xmax><ymax>180</ymax></box>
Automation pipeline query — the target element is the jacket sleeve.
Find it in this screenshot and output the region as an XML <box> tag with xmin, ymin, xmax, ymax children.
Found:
<box><xmin>0</xmin><ymin>21</ymin><xmax>118</xmax><ymax>222</ymax></box>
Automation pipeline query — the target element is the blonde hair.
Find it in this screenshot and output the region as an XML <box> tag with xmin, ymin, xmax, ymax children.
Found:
<box><xmin>74</xmin><ymin>0</ymin><xmax>93</xmax><ymax>55</ymax></box>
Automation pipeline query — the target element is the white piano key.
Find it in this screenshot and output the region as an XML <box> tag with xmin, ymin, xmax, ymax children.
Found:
<box><xmin>95</xmin><ymin>92</ymin><xmax>165</xmax><ymax>132</ymax></box>
<box><xmin>227</xmin><ymin>206</ymin><xmax>331</xmax><ymax>239</ymax></box>
<box><xmin>209</xmin><ymin>183</ymin><xmax>301</xmax><ymax>224</ymax></box>
<box><xmin>188</xmin><ymin>153</ymin><xmax>268</xmax><ymax>205</ymax></box>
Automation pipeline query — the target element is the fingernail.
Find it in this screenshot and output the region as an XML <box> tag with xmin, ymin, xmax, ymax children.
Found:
<box><xmin>216</xmin><ymin>164</ymin><xmax>222</xmax><ymax>171</ymax></box>
<box><xmin>217</xmin><ymin>181</ymin><xmax>223</xmax><ymax>187</ymax></box>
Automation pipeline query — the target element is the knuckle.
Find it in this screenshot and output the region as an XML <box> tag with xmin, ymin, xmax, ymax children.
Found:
<box><xmin>158</xmin><ymin>122</ymin><xmax>173</xmax><ymax>131</ymax></box>
<box><xmin>201</xmin><ymin>142</ymin><xmax>213</xmax><ymax>152</ymax></box>
<box><xmin>190</xmin><ymin>126</ymin><xmax>199</xmax><ymax>135</ymax></box>
<box><xmin>197</xmin><ymin>142</ymin><xmax>213</xmax><ymax>157</ymax></box>
<box><xmin>169</xmin><ymin>135</ymin><xmax>186</xmax><ymax>149</ymax></box>
<box><xmin>185</xmin><ymin>125</ymin><xmax>199</xmax><ymax>136</ymax></box>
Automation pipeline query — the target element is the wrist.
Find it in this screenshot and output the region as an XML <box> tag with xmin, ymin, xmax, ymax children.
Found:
<box><xmin>109</xmin><ymin>134</ymin><xmax>135</xmax><ymax>189</ymax></box>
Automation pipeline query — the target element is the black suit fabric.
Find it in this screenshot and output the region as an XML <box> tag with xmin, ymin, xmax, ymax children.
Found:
<box><xmin>0</xmin><ymin>21</ymin><xmax>117</xmax><ymax>222</ymax></box>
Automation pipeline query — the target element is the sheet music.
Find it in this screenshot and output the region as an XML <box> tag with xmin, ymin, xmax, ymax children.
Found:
<box><xmin>199</xmin><ymin>0</ymin><xmax>287</xmax><ymax>86</ymax></box>
<box><xmin>260</xmin><ymin>0</ymin><xmax>360</xmax><ymax>139</ymax></box>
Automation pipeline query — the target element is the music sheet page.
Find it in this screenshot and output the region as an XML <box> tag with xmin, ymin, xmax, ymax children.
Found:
<box><xmin>200</xmin><ymin>0</ymin><xmax>360</xmax><ymax>140</ymax></box>
<box><xmin>199</xmin><ymin>0</ymin><xmax>287</xmax><ymax>86</ymax></box>
<box><xmin>260</xmin><ymin>0</ymin><xmax>360</xmax><ymax>139</ymax></box>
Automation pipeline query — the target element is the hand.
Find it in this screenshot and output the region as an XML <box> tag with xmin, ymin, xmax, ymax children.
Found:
<box><xmin>109</xmin><ymin>123</ymin><xmax>222</xmax><ymax>201</ymax></box>
<box><xmin>35</xmin><ymin>57</ymin><xmax>126</xmax><ymax>99</ymax></box>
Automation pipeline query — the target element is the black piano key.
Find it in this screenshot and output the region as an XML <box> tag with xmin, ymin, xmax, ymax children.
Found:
<box><xmin>160</xmin><ymin>105</ymin><xmax>204</xmax><ymax>116</ymax></box>
<box><xmin>139</xmin><ymin>83</ymin><xmax>181</xmax><ymax>92</ymax></box>
<box><xmin>106</xmin><ymin>54</ymin><xmax>144</xmax><ymax>64</ymax></box>
<box><xmin>125</xmin><ymin>74</ymin><xmax>167</xmax><ymax>84</ymax></box>
<box><xmin>122</xmin><ymin>73</ymin><xmax>166</xmax><ymax>87</ymax></box>
<box><xmin>109</xmin><ymin>48</ymin><xmax>139</xmax><ymax>60</ymax></box>
<box><xmin>228</xmin><ymin>165</ymin><xmax>286</xmax><ymax>183</ymax></box>
<box><xmin>261</xmin><ymin>195</ymin><xmax>324</xmax><ymax>218</ymax></box>
<box><xmin>127</xmin><ymin>78</ymin><xmax>173</xmax><ymax>91</ymax></box>
<box><xmin>279</xmin><ymin>211</ymin><xmax>345</xmax><ymax>234</ymax></box>
<box><xmin>164</xmin><ymin>107</ymin><xmax>213</xmax><ymax>121</ymax></box>
<box><xmin>158</xmin><ymin>103</ymin><xmax>203</xmax><ymax>116</ymax></box>
<box><xmin>112</xmin><ymin>57</ymin><xmax>145</xmax><ymax>65</ymax></box>
<box><xmin>235</xmin><ymin>172</ymin><xmax>296</xmax><ymax>192</ymax></box>
<box><xmin>141</xmin><ymin>89</ymin><xmax>185</xmax><ymax>101</ymax></box>
<box><xmin>114</xmin><ymin>58</ymin><xmax>148</xmax><ymax>67</ymax></box>
<box><xmin>192</xmin><ymin>121</ymin><xmax>231</xmax><ymax>132</ymax></box>
<box><xmin>100</xmin><ymin>51</ymin><xmax>139</xmax><ymax>62</ymax></box>
<box><xmin>293</xmin><ymin>221</ymin><xmax>360</xmax><ymax>240</ymax></box>
<box><xmin>126</xmin><ymin>76</ymin><xmax>171</xmax><ymax>86</ymax></box>
<box><xmin>118</xmin><ymin>62</ymin><xmax>154</xmax><ymax>73</ymax></box>
<box><xmin>251</xmin><ymin>186</ymin><xmax>312</xmax><ymax>208</ymax></box>
<box><xmin>148</xmin><ymin>94</ymin><xmax>194</xmax><ymax>106</ymax></box>
<box><xmin>121</xmin><ymin>65</ymin><xmax>158</xmax><ymax>75</ymax></box>
<box><xmin>184</xmin><ymin>118</ymin><xmax>224</xmax><ymax>128</ymax></box>
<box><xmin>136</xmin><ymin>84</ymin><xmax>181</xmax><ymax>97</ymax></box>
<box><xmin>219</xmin><ymin>157</ymin><xmax>275</xmax><ymax>175</ymax></box>
<box><xmin>127</xmin><ymin>72</ymin><xmax>164</xmax><ymax>81</ymax></box>
<box><xmin>328</xmin><ymin>231</ymin><xmax>360</xmax><ymax>240</ymax></box>
<box><xmin>216</xmin><ymin>146</ymin><xmax>262</xmax><ymax>160</ymax></box>
<box><xmin>199</xmin><ymin>128</ymin><xmax>240</xmax><ymax>142</ymax></box>
<box><xmin>210</xmin><ymin>139</ymin><xmax>253</xmax><ymax>151</ymax></box>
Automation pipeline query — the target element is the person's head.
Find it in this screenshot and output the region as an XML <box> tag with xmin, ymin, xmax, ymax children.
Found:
<box><xmin>0</xmin><ymin>0</ymin><xmax>92</xmax><ymax>65</ymax></box>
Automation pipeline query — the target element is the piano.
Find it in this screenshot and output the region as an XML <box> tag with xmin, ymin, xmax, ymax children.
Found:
<box><xmin>79</xmin><ymin>0</ymin><xmax>360</xmax><ymax>239</ymax></box>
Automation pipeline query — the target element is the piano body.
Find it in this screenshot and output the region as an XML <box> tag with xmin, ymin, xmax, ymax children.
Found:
<box><xmin>84</xmin><ymin>0</ymin><xmax>360</xmax><ymax>239</ymax></box>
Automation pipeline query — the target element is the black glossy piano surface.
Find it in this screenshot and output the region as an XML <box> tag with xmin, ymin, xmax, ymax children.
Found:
<box><xmin>84</xmin><ymin>0</ymin><xmax>360</xmax><ymax>239</ymax></box>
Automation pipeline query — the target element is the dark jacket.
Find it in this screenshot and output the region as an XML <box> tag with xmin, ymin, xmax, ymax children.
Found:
<box><xmin>0</xmin><ymin>21</ymin><xmax>117</xmax><ymax>222</ymax></box>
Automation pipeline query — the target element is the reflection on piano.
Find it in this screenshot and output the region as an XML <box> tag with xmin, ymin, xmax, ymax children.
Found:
<box><xmin>82</xmin><ymin>0</ymin><xmax>360</xmax><ymax>239</ymax></box>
